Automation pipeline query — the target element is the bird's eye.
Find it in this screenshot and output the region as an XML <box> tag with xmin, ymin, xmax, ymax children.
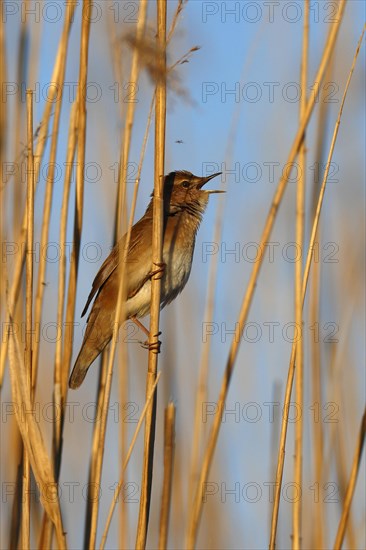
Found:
<box><xmin>181</xmin><ymin>181</ymin><xmax>189</xmax><ymax>189</ymax></box>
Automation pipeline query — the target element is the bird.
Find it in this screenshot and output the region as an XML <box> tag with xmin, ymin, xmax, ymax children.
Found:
<box><xmin>69</xmin><ymin>170</ymin><xmax>223</xmax><ymax>389</ymax></box>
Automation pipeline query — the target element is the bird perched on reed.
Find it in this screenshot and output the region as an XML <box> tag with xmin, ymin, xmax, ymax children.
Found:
<box><xmin>69</xmin><ymin>170</ymin><xmax>223</xmax><ymax>389</ymax></box>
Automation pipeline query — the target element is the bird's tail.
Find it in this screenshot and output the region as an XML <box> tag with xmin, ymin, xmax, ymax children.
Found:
<box><xmin>69</xmin><ymin>307</ymin><xmax>114</xmax><ymax>389</ymax></box>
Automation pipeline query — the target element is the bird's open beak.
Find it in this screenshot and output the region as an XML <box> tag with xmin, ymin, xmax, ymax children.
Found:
<box><xmin>197</xmin><ymin>172</ymin><xmax>225</xmax><ymax>193</ymax></box>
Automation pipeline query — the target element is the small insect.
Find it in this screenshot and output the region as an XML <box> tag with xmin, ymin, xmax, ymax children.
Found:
<box><xmin>175</xmin><ymin>140</ymin><xmax>184</xmax><ymax>144</ymax></box>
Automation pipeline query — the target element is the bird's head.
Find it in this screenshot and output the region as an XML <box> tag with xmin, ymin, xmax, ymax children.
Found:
<box><xmin>162</xmin><ymin>170</ymin><xmax>223</xmax><ymax>217</ymax></box>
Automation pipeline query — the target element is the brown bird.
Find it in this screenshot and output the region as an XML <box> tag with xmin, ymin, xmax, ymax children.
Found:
<box><xmin>69</xmin><ymin>170</ymin><xmax>223</xmax><ymax>389</ymax></box>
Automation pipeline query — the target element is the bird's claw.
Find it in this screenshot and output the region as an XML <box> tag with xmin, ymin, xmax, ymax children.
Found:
<box><xmin>139</xmin><ymin>332</ymin><xmax>162</xmax><ymax>353</ymax></box>
<box><xmin>150</xmin><ymin>261</ymin><xmax>166</xmax><ymax>280</ymax></box>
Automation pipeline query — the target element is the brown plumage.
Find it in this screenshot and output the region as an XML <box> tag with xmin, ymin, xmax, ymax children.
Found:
<box><xmin>69</xmin><ymin>170</ymin><xmax>222</xmax><ymax>389</ymax></box>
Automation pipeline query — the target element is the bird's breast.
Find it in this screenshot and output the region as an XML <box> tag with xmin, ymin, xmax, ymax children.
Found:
<box><xmin>126</xmin><ymin>221</ymin><xmax>197</xmax><ymax>319</ymax></box>
<box><xmin>161</xmin><ymin>233</ymin><xmax>195</xmax><ymax>300</ymax></box>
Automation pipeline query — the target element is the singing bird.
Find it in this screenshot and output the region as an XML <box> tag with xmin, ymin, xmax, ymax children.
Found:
<box><xmin>69</xmin><ymin>170</ymin><xmax>223</xmax><ymax>389</ymax></box>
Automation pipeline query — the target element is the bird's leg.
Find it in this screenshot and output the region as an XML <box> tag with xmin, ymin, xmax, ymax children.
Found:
<box><xmin>144</xmin><ymin>262</ymin><xmax>165</xmax><ymax>351</ymax></box>
<box><xmin>128</xmin><ymin>263</ymin><xmax>165</xmax><ymax>353</ymax></box>
<box><xmin>131</xmin><ymin>316</ymin><xmax>150</xmax><ymax>337</ymax></box>
<box><xmin>130</xmin><ymin>316</ymin><xmax>162</xmax><ymax>353</ymax></box>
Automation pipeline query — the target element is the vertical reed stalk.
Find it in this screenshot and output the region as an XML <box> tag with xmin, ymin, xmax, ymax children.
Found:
<box><xmin>0</xmin><ymin>10</ymin><xmax>7</xmax><ymax>187</ymax></box>
<box><xmin>112</xmin><ymin>4</ymin><xmax>147</xmax><ymax>544</ymax></box>
<box><xmin>99</xmin><ymin>373</ymin><xmax>162</xmax><ymax>550</ymax></box>
<box><xmin>55</xmin><ymin>0</ymin><xmax>91</xmax><ymax>540</ymax></box>
<box><xmin>59</xmin><ymin>0</ymin><xmax>91</xmax><ymax>388</ymax></box>
<box><xmin>13</xmin><ymin>0</ymin><xmax>29</xmax><ymax>240</ymax></box>
<box><xmin>85</xmin><ymin>350</ymin><xmax>110</xmax><ymax>550</ymax></box>
<box><xmin>54</xmin><ymin>100</ymin><xmax>78</xmax><ymax>407</ymax></box>
<box><xmin>293</xmin><ymin>2</ymin><xmax>309</xmax><ymax>548</ymax></box>
<box><xmin>117</xmin><ymin>89</ymin><xmax>155</xmax><ymax>548</ymax></box>
<box><xmin>159</xmin><ymin>403</ymin><xmax>176</xmax><ymax>550</ymax></box>
<box><xmin>114</xmin><ymin>0</ymin><xmax>148</xmax><ymax>242</ymax></box>
<box><xmin>38</xmin><ymin>104</ymin><xmax>78</xmax><ymax>550</ymax></box>
<box><xmin>32</xmin><ymin>1</ymin><xmax>74</xmax><ymax>387</ymax></box>
<box><xmin>0</xmin><ymin>8</ymin><xmax>6</xmax><ymax>317</ymax></box>
<box><xmin>309</xmin><ymin>256</ymin><xmax>324</xmax><ymax>546</ymax></box>
<box><xmin>136</xmin><ymin>1</ymin><xmax>167</xmax><ymax>547</ymax></box>
<box><xmin>6</xmin><ymin>13</ymin><xmax>28</xmax><ymax>542</ymax></box>
<box><xmin>309</xmin><ymin>57</ymin><xmax>334</xmax><ymax>549</ymax></box>
<box><xmin>22</xmin><ymin>88</ymin><xmax>34</xmax><ymax>550</ymax></box>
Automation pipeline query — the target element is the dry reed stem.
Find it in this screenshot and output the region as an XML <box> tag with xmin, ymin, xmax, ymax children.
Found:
<box><xmin>187</xmin><ymin>3</ymin><xmax>347</xmax><ymax>546</ymax></box>
<box><xmin>99</xmin><ymin>372</ymin><xmax>162</xmax><ymax>549</ymax></box>
<box><xmin>167</xmin><ymin>0</ymin><xmax>186</xmax><ymax>43</ymax></box>
<box><xmin>112</xmin><ymin>7</ymin><xmax>147</xmax><ymax>541</ymax></box>
<box><xmin>158</xmin><ymin>403</ymin><xmax>176</xmax><ymax>549</ymax></box>
<box><xmin>135</xmin><ymin>1</ymin><xmax>167</xmax><ymax>547</ymax></box>
<box><xmin>333</xmin><ymin>380</ymin><xmax>357</xmax><ymax>547</ymax></box>
<box><xmin>333</xmin><ymin>407</ymin><xmax>366</xmax><ymax>549</ymax></box>
<box><xmin>7</xmin><ymin>313</ymin><xmax>66</xmax><ymax>549</ymax></box>
<box><xmin>84</xmin><ymin>348</ymin><xmax>109</xmax><ymax>549</ymax></box>
<box><xmin>0</xmin><ymin>13</ymin><xmax>7</xmax><ymax>324</ymax></box>
<box><xmin>54</xmin><ymin>101</ymin><xmax>78</xmax><ymax>405</ymax></box>
<box><xmin>12</xmin><ymin>0</ymin><xmax>28</xmax><ymax>240</ymax></box>
<box><xmin>2</xmin><ymin>4</ymin><xmax>28</xmax><ymax>398</ymax></box>
<box><xmin>4</xmin><ymin>12</ymin><xmax>26</xmax><ymax>545</ymax></box>
<box><xmin>114</xmin><ymin>0</ymin><xmax>148</xmax><ymax>242</ymax></box>
<box><xmin>117</xmin><ymin>353</ymin><xmax>129</xmax><ymax>550</ymax></box>
<box><xmin>38</xmin><ymin>102</ymin><xmax>78</xmax><ymax>550</ymax></box>
<box><xmin>269</xmin><ymin>20</ymin><xmax>364</xmax><ymax>549</ymax></box>
<box><xmin>309</xmin><ymin>56</ymin><xmax>334</xmax><ymax>549</ymax></box>
<box><xmin>309</xmin><ymin>256</ymin><xmax>324</xmax><ymax>547</ymax></box>
<box><xmin>52</xmin><ymin>0</ymin><xmax>91</xmax><ymax>541</ymax></box>
<box><xmin>0</xmin><ymin>12</ymin><xmax>6</xmax><ymax>161</ymax></box>
<box><xmin>131</xmin><ymin>95</ymin><xmax>156</xmax><ymax>230</ymax></box>
<box><xmin>118</xmin><ymin>360</ymin><xmax>129</xmax><ymax>549</ymax></box>
<box><xmin>293</xmin><ymin>2</ymin><xmax>309</xmax><ymax>548</ymax></box>
<box><xmin>86</xmin><ymin>324</ymin><xmax>117</xmax><ymax>550</ymax></box>
<box><xmin>32</xmin><ymin>4</ymin><xmax>75</xmax><ymax>387</ymax></box>
<box><xmin>61</xmin><ymin>0</ymin><xmax>92</xmax><ymax>374</ymax></box>
<box><xmin>22</xmin><ymin>89</ymin><xmax>35</xmax><ymax>550</ymax></box>
<box><xmin>87</xmin><ymin>350</ymin><xmax>108</xmax><ymax>542</ymax></box>
<box><xmin>0</xmin><ymin>0</ymin><xmax>77</xmax><ymax>388</ymax></box>
<box><xmin>68</xmin><ymin>0</ymin><xmax>92</xmax><ymax>401</ymax></box>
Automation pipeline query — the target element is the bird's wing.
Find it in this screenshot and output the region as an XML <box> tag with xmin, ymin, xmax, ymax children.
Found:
<box><xmin>81</xmin><ymin>213</ymin><xmax>153</xmax><ymax>318</ymax></box>
<box><xmin>81</xmin><ymin>239</ymin><xmax>122</xmax><ymax>317</ymax></box>
<box><xmin>125</xmin><ymin>213</ymin><xmax>154</xmax><ymax>299</ymax></box>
